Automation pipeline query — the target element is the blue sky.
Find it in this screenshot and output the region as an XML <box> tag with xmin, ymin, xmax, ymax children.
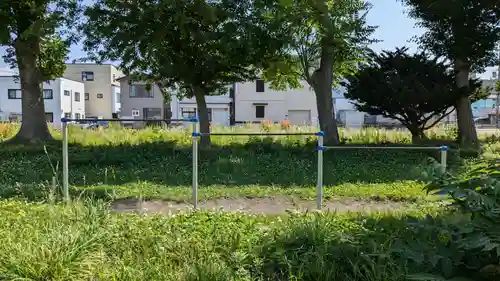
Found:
<box><xmin>0</xmin><ymin>0</ymin><xmax>497</xmax><ymax>78</ymax></box>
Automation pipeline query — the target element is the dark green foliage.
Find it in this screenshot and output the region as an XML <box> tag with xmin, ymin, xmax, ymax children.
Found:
<box><xmin>395</xmin><ymin>159</ymin><xmax>500</xmax><ymax>280</ymax></box>
<box><xmin>0</xmin><ymin>0</ymin><xmax>82</xmax><ymax>143</ymax></box>
<box><xmin>0</xmin><ymin>0</ymin><xmax>81</xmax><ymax>80</ymax></box>
<box><xmin>83</xmin><ymin>0</ymin><xmax>289</xmax><ymax>146</ymax></box>
<box><xmin>261</xmin><ymin>0</ymin><xmax>377</xmax><ymax>144</ymax></box>
<box><xmin>343</xmin><ymin>47</ymin><xmax>483</xmax><ymax>141</ymax></box>
<box><xmin>400</xmin><ymin>0</ymin><xmax>500</xmax><ymax>147</ymax></box>
<box><xmin>400</xmin><ymin>0</ymin><xmax>500</xmax><ymax>73</ymax></box>
<box><xmin>84</xmin><ymin>0</ymin><xmax>286</xmax><ymax>93</ymax></box>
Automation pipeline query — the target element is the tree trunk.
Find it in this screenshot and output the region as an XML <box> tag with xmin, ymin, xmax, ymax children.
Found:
<box><xmin>310</xmin><ymin>43</ymin><xmax>340</xmax><ymax>145</ymax></box>
<box><xmin>8</xmin><ymin>39</ymin><xmax>53</xmax><ymax>144</ymax></box>
<box><xmin>193</xmin><ymin>87</ymin><xmax>211</xmax><ymax>148</ymax></box>
<box><xmin>454</xmin><ymin>59</ymin><xmax>478</xmax><ymax>147</ymax></box>
<box><xmin>408</xmin><ymin>125</ymin><xmax>425</xmax><ymax>144</ymax></box>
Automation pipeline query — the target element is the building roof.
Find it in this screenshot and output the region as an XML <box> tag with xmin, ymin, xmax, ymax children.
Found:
<box><xmin>115</xmin><ymin>75</ymin><xmax>129</xmax><ymax>81</ymax></box>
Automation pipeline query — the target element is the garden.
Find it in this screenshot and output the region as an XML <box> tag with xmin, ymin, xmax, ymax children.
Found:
<box><xmin>1</xmin><ymin>123</ymin><xmax>500</xmax><ymax>280</ymax></box>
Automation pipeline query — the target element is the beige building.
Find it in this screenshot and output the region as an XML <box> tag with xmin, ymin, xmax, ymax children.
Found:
<box><xmin>63</xmin><ymin>63</ymin><xmax>123</xmax><ymax>118</ymax></box>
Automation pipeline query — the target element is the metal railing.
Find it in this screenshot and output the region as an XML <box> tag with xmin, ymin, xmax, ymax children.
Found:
<box><xmin>191</xmin><ymin>130</ymin><xmax>324</xmax><ymax>209</ymax></box>
<box><xmin>319</xmin><ymin>145</ymin><xmax>448</xmax><ymax>170</ymax></box>
<box><xmin>60</xmin><ymin>117</ymin><xmax>198</xmax><ymax>203</ymax></box>
<box><xmin>61</xmin><ymin>117</ymin><xmax>449</xmax><ymax>210</ymax></box>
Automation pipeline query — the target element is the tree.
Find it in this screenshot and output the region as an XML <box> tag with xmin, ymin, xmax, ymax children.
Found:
<box><xmin>399</xmin><ymin>0</ymin><xmax>500</xmax><ymax>147</ymax></box>
<box><xmin>0</xmin><ymin>0</ymin><xmax>81</xmax><ymax>143</ymax></box>
<box><xmin>262</xmin><ymin>0</ymin><xmax>376</xmax><ymax>144</ymax></box>
<box><xmin>83</xmin><ymin>0</ymin><xmax>288</xmax><ymax>147</ymax></box>
<box><xmin>343</xmin><ymin>47</ymin><xmax>485</xmax><ymax>142</ymax></box>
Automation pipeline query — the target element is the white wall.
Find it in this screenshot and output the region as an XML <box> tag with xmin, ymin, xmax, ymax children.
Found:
<box><xmin>59</xmin><ymin>78</ymin><xmax>86</xmax><ymax>122</ymax></box>
<box><xmin>0</xmin><ymin>76</ymin><xmax>84</xmax><ymax>125</ymax></box>
<box><xmin>112</xmin><ymin>85</ymin><xmax>121</xmax><ymax>114</ymax></box>
<box><xmin>234</xmin><ymin>80</ymin><xmax>318</xmax><ymax>125</ymax></box>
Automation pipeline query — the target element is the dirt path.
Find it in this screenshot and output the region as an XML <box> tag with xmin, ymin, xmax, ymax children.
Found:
<box><xmin>111</xmin><ymin>197</ymin><xmax>411</xmax><ymax>215</ymax></box>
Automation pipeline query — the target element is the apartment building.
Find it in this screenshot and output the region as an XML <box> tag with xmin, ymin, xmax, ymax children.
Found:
<box><xmin>0</xmin><ymin>74</ymin><xmax>85</xmax><ymax>126</ymax></box>
<box><xmin>118</xmin><ymin>76</ymin><xmax>231</xmax><ymax>127</ymax></box>
<box><xmin>63</xmin><ymin>63</ymin><xmax>123</xmax><ymax>118</ymax></box>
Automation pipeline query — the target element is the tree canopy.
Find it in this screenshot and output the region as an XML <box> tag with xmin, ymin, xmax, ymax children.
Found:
<box><xmin>343</xmin><ymin>47</ymin><xmax>484</xmax><ymax>142</ymax></box>
<box><xmin>83</xmin><ymin>0</ymin><xmax>288</xmax><ymax>147</ymax></box>
<box><xmin>261</xmin><ymin>0</ymin><xmax>376</xmax><ymax>144</ymax></box>
<box><xmin>0</xmin><ymin>0</ymin><xmax>81</xmax><ymax>143</ymax></box>
<box><xmin>400</xmin><ymin>0</ymin><xmax>500</xmax><ymax>146</ymax></box>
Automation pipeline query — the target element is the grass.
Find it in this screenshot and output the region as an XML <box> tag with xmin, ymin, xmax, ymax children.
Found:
<box><xmin>0</xmin><ymin>123</ymin><xmax>477</xmax><ymax>203</ymax></box>
<box><xmin>0</xmin><ymin>123</ymin><xmax>499</xmax><ymax>280</ymax></box>
<box><xmin>0</xmin><ymin>199</ymin><xmax>449</xmax><ymax>281</ymax></box>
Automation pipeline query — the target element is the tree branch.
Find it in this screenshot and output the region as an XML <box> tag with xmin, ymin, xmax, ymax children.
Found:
<box><xmin>423</xmin><ymin>107</ymin><xmax>454</xmax><ymax>130</ymax></box>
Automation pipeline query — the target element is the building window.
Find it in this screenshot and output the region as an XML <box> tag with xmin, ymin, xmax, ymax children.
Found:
<box><xmin>255</xmin><ymin>105</ymin><xmax>265</xmax><ymax>118</ymax></box>
<box><xmin>130</xmin><ymin>84</ymin><xmax>153</xmax><ymax>98</ymax></box>
<box><xmin>7</xmin><ymin>89</ymin><xmax>21</xmax><ymax>99</ymax></box>
<box><xmin>116</xmin><ymin>93</ymin><xmax>121</xmax><ymax>103</ymax></box>
<box><xmin>143</xmin><ymin>108</ymin><xmax>162</xmax><ymax>119</ymax></box>
<box><xmin>45</xmin><ymin>112</ymin><xmax>54</xmax><ymax>123</ymax></box>
<box><xmin>74</xmin><ymin>92</ymin><xmax>81</xmax><ymax>101</ymax></box>
<box><xmin>131</xmin><ymin>109</ymin><xmax>140</xmax><ymax>117</ymax></box>
<box><xmin>43</xmin><ymin>89</ymin><xmax>53</xmax><ymax>99</ymax></box>
<box><xmin>75</xmin><ymin>113</ymin><xmax>81</xmax><ymax>120</ymax></box>
<box><xmin>112</xmin><ymin>74</ymin><xmax>116</xmax><ymax>81</ymax></box>
<box><xmin>64</xmin><ymin>113</ymin><xmax>71</xmax><ymax>119</ymax></box>
<box><xmin>97</xmin><ymin>93</ymin><xmax>103</xmax><ymax>98</ymax></box>
<box><xmin>64</xmin><ymin>90</ymin><xmax>70</xmax><ymax>96</ymax></box>
<box><xmin>256</xmin><ymin>79</ymin><xmax>265</xmax><ymax>92</ymax></box>
<box><xmin>82</xmin><ymin>71</ymin><xmax>94</xmax><ymax>81</ymax></box>
<box><xmin>85</xmin><ymin>93</ymin><xmax>89</xmax><ymax>100</ymax></box>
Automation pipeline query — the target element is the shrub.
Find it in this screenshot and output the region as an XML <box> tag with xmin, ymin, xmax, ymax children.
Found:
<box><xmin>398</xmin><ymin>159</ymin><xmax>500</xmax><ymax>280</ymax></box>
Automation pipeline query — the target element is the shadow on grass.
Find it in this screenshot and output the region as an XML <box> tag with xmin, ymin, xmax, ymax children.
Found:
<box><xmin>0</xmin><ymin>138</ymin><xmax>462</xmax><ymax>192</ymax></box>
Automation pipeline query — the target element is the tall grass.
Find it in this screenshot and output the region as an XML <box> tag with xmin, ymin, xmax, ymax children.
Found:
<box><xmin>0</xmin><ymin>122</ymin><xmax>466</xmax><ymax>145</ymax></box>
<box><xmin>0</xmin><ymin>199</ymin><xmax>444</xmax><ymax>281</ymax></box>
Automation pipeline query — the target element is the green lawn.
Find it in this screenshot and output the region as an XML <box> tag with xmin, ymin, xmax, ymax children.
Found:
<box><xmin>0</xmin><ymin>138</ymin><xmax>454</xmax><ymax>203</ymax></box>
<box><xmin>0</xmin><ymin>124</ymin><xmax>498</xmax><ymax>280</ymax></box>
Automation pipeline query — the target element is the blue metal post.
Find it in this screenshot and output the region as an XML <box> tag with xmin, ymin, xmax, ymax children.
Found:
<box><xmin>315</xmin><ymin>131</ymin><xmax>324</xmax><ymax>210</ymax></box>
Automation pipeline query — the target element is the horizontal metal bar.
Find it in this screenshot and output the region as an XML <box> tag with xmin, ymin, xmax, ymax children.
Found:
<box><xmin>199</xmin><ymin>132</ymin><xmax>317</xmax><ymax>136</ymax></box>
<box><xmin>323</xmin><ymin>146</ymin><xmax>443</xmax><ymax>150</ymax></box>
<box><xmin>62</xmin><ymin>118</ymin><xmax>192</xmax><ymax>122</ymax></box>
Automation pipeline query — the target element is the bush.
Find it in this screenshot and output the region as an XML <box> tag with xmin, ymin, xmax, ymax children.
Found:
<box><xmin>396</xmin><ymin>159</ymin><xmax>500</xmax><ymax>280</ymax></box>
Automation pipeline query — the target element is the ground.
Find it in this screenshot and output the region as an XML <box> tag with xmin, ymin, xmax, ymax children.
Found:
<box><xmin>111</xmin><ymin>197</ymin><xmax>413</xmax><ymax>214</ymax></box>
<box><xmin>0</xmin><ymin>123</ymin><xmax>499</xmax><ymax>281</ymax></box>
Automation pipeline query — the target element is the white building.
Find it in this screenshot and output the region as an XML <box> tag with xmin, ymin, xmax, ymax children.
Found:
<box><xmin>233</xmin><ymin>79</ymin><xmax>318</xmax><ymax>126</ymax></box>
<box><xmin>0</xmin><ymin>75</ymin><xmax>85</xmax><ymax>126</ymax></box>
<box><xmin>170</xmin><ymin>93</ymin><xmax>231</xmax><ymax>126</ymax></box>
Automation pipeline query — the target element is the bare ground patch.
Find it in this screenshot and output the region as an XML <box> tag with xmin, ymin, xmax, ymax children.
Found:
<box><xmin>111</xmin><ymin>197</ymin><xmax>411</xmax><ymax>215</ymax></box>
